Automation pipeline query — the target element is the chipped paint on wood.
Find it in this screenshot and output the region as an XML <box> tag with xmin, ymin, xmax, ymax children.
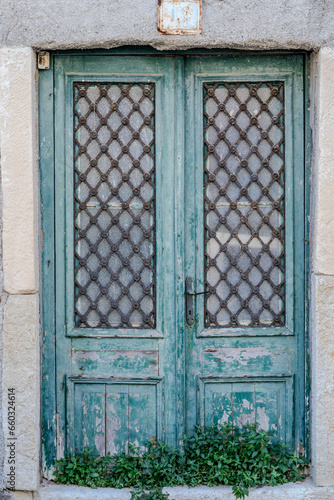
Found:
<box><xmin>80</xmin><ymin>386</ymin><xmax>105</xmax><ymax>455</ymax></box>
<box><xmin>202</xmin><ymin>342</ymin><xmax>290</xmax><ymax>374</ymax></box>
<box><xmin>56</xmin><ymin>413</ymin><xmax>64</xmax><ymax>459</ymax></box>
<box><xmin>42</xmin><ymin>54</ymin><xmax>307</xmax><ymax>470</ymax></box>
<box><xmin>204</xmin><ymin>346</ymin><xmax>274</xmax><ymax>365</ymax></box>
<box><xmin>257</xmin><ymin>406</ymin><xmax>270</xmax><ymax>431</ymax></box>
<box><xmin>106</xmin><ymin>393</ymin><xmax>125</xmax><ymax>454</ymax></box>
<box><xmin>158</xmin><ymin>0</ymin><xmax>202</xmax><ymax>35</ymax></box>
<box><xmin>72</xmin><ymin>349</ymin><xmax>159</xmax><ymax>376</ymax></box>
<box><xmin>67</xmin><ymin>377</ymin><xmax>163</xmax><ymax>455</ymax></box>
<box><xmin>199</xmin><ymin>376</ymin><xmax>293</xmax><ymax>442</ymax></box>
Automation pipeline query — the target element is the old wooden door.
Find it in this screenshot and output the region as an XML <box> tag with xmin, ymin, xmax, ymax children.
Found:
<box><xmin>41</xmin><ymin>51</ymin><xmax>307</xmax><ymax>470</ymax></box>
<box><xmin>183</xmin><ymin>56</ymin><xmax>306</xmax><ymax>449</ymax></box>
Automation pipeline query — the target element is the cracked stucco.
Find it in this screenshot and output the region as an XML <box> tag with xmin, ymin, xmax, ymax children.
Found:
<box><xmin>0</xmin><ymin>0</ymin><xmax>334</xmax><ymax>51</ymax></box>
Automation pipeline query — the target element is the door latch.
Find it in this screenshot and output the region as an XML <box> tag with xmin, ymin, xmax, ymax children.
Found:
<box><xmin>186</xmin><ymin>276</ymin><xmax>210</xmax><ymax>325</ymax></box>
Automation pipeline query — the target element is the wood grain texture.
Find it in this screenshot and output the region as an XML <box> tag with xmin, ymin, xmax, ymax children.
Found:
<box><xmin>41</xmin><ymin>52</ymin><xmax>308</xmax><ymax>474</ymax></box>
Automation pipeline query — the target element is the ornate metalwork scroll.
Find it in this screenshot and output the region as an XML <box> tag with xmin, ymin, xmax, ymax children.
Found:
<box><xmin>74</xmin><ymin>83</ymin><xmax>156</xmax><ymax>329</ymax></box>
<box><xmin>204</xmin><ymin>82</ymin><xmax>285</xmax><ymax>328</ymax></box>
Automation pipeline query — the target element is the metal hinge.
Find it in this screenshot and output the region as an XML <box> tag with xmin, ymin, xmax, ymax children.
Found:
<box><xmin>37</xmin><ymin>51</ymin><xmax>50</xmax><ymax>70</ymax></box>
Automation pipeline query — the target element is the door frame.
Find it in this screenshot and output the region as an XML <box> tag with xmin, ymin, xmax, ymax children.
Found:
<box><xmin>39</xmin><ymin>48</ymin><xmax>310</xmax><ymax>474</ymax></box>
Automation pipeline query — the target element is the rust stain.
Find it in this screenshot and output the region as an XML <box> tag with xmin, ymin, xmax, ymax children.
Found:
<box><xmin>158</xmin><ymin>0</ymin><xmax>202</xmax><ymax>35</ymax></box>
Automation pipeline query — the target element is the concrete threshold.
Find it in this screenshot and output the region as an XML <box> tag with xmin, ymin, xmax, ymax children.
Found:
<box><xmin>7</xmin><ymin>478</ymin><xmax>334</xmax><ymax>500</ymax></box>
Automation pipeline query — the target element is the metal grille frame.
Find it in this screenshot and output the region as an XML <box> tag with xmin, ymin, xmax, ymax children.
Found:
<box><xmin>203</xmin><ymin>81</ymin><xmax>285</xmax><ymax>329</ymax></box>
<box><xmin>73</xmin><ymin>82</ymin><xmax>156</xmax><ymax>330</ymax></box>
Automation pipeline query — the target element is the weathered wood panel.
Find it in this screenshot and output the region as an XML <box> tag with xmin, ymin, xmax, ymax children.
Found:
<box><xmin>67</xmin><ymin>378</ymin><xmax>162</xmax><ymax>455</ymax></box>
<box><xmin>72</xmin><ymin>349</ymin><xmax>159</xmax><ymax>377</ymax></box>
<box><xmin>184</xmin><ymin>55</ymin><xmax>305</xmax><ymax>449</ymax></box>
<box><xmin>199</xmin><ymin>376</ymin><xmax>293</xmax><ymax>442</ymax></box>
<box><xmin>42</xmin><ymin>53</ymin><xmax>307</xmax><ymax>473</ymax></box>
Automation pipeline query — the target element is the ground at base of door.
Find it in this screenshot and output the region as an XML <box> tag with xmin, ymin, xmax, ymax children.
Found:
<box><xmin>3</xmin><ymin>478</ymin><xmax>334</xmax><ymax>500</ymax></box>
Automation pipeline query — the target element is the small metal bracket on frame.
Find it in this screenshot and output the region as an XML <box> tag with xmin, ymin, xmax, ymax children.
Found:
<box><xmin>38</xmin><ymin>51</ymin><xmax>50</xmax><ymax>70</ymax></box>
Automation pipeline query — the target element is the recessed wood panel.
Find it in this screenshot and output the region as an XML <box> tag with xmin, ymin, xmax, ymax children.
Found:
<box><xmin>67</xmin><ymin>377</ymin><xmax>162</xmax><ymax>455</ymax></box>
<box><xmin>198</xmin><ymin>376</ymin><xmax>293</xmax><ymax>442</ymax></box>
<box><xmin>71</xmin><ymin>349</ymin><xmax>159</xmax><ymax>377</ymax></box>
<box><xmin>201</xmin><ymin>339</ymin><xmax>290</xmax><ymax>375</ymax></box>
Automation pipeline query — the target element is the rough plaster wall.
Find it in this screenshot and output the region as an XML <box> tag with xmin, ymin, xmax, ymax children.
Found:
<box><xmin>0</xmin><ymin>136</ymin><xmax>7</xmax><ymax>492</ymax></box>
<box><xmin>0</xmin><ymin>0</ymin><xmax>334</xmax><ymax>51</ymax></box>
<box><xmin>0</xmin><ymin>47</ymin><xmax>40</xmax><ymax>492</ymax></box>
<box><xmin>309</xmin><ymin>47</ymin><xmax>334</xmax><ymax>485</ymax></box>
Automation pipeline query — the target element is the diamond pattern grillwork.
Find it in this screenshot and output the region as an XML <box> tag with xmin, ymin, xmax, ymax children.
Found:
<box><xmin>204</xmin><ymin>82</ymin><xmax>285</xmax><ymax>328</ymax></box>
<box><xmin>74</xmin><ymin>82</ymin><xmax>155</xmax><ymax>329</ymax></box>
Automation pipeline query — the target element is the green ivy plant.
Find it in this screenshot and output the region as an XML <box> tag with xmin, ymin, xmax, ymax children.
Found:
<box><xmin>54</xmin><ymin>424</ymin><xmax>308</xmax><ymax>499</ymax></box>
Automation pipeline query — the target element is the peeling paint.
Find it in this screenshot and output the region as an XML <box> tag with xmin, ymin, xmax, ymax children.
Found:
<box><xmin>217</xmin><ymin>410</ymin><xmax>230</xmax><ymax>425</ymax></box>
<box><xmin>242</xmin><ymin>398</ymin><xmax>251</xmax><ymax>409</ymax></box>
<box><xmin>257</xmin><ymin>406</ymin><xmax>270</xmax><ymax>431</ymax></box>
<box><xmin>106</xmin><ymin>399</ymin><xmax>122</xmax><ymax>455</ymax></box>
<box><xmin>204</xmin><ymin>346</ymin><xmax>276</xmax><ymax>366</ymax></box>
<box><xmin>72</xmin><ymin>349</ymin><xmax>159</xmax><ymax>376</ymax></box>
<box><xmin>158</xmin><ymin>0</ymin><xmax>202</xmax><ymax>35</ymax></box>
<box><xmin>94</xmin><ymin>433</ymin><xmax>105</xmax><ymax>455</ymax></box>
<box><xmin>237</xmin><ymin>410</ymin><xmax>256</xmax><ymax>427</ymax></box>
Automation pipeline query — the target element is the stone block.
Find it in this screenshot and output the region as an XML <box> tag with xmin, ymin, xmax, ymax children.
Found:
<box><xmin>0</xmin><ymin>47</ymin><xmax>39</xmax><ymax>294</ymax></box>
<box><xmin>310</xmin><ymin>274</ymin><xmax>334</xmax><ymax>485</ymax></box>
<box><xmin>34</xmin><ymin>479</ymin><xmax>334</xmax><ymax>500</ymax></box>
<box><xmin>312</xmin><ymin>47</ymin><xmax>334</xmax><ymax>276</ymax></box>
<box><xmin>2</xmin><ymin>294</ymin><xmax>40</xmax><ymax>491</ymax></box>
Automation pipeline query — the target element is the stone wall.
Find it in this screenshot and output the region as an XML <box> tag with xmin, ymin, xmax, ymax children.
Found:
<box><xmin>0</xmin><ymin>49</ymin><xmax>40</xmax><ymax>492</ymax></box>
<box><xmin>0</xmin><ymin>127</ymin><xmax>7</xmax><ymax>492</ymax></box>
<box><xmin>2</xmin><ymin>0</ymin><xmax>334</xmax><ymax>493</ymax></box>
<box><xmin>0</xmin><ymin>0</ymin><xmax>334</xmax><ymax>51</ymax></box>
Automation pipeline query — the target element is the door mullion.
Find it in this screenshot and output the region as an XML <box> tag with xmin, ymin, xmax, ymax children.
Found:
<box><xmin>174</xmin><ymin>55</ymin><xmax>186</xmax><ymax>446</ymax></box>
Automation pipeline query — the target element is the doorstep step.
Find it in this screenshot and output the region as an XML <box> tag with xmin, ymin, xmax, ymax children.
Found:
<box><xmin>16</xmin><ymin>478</ymin><xmax>334</xmax><ymax>500</ymax></box>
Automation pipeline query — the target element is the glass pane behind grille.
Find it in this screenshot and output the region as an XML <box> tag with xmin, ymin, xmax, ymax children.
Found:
<box><xmin>74</xmin><ymin>82</ymin><xmax>156</xmax><ymax>329</ymax></box>
<box><xmin>203</xmin><ymin>82</ymin><xmax>285</xmax><ymax>328</ymax></box>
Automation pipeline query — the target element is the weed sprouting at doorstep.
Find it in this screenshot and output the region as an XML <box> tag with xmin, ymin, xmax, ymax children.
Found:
<box><xmin>53</xmin><ymin>424</ymin><xmax>308</xmax><ymax>500</ymax></box>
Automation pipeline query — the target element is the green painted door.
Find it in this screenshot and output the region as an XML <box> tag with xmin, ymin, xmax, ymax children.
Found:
<box><xmin>40</xmin><ymin>52</ymin><xmax>307</xmax><ymax>470</ymax></box>
<box><xmin>52</xmin><ymin>55</ymin><xmax>181</xmax><ymax>459</ymax></box>
<box><xmin>183</xmin><ymin>56</ymin><xmax>306</xmax><ymax>449</ymax></box>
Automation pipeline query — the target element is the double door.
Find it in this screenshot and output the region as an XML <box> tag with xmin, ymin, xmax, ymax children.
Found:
<box><xmin>41</xmin><ymin>52</ymin><xmax>306</xmax><ymax>468</ymax></box>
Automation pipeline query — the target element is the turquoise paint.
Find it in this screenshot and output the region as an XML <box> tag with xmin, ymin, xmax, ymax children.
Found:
<box><xmin>40</xmin><ymin>50</ymin><xmax>309</xmax><ymax>473</ymax></box>
<box><xmin>39</xmin><ymin>55</ymin><xmax>57</xmax><ymax>472</ymax></box>
<box><xmin>53</xmin><ymin>55</ymin><xmax>179</xmax><ymax>459</ymax></box>
<box><xmin>184</xmin><ymin>55</ymin><xmax>306</xmax><ymax>448</ymax></box>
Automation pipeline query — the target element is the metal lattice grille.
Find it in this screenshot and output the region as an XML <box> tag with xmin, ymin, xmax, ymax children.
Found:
<box><xmin>74</xmin><ymin>82</ymin><xmax>156</xmax><ymax>329</ymax></box>
<box><xmin>204</xmin><ymin>82</ymin><xmax>285</xmax><ymax>328</ymax></box>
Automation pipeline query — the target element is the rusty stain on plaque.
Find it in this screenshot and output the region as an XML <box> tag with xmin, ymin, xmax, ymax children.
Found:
<box><xmin>158</xmin><ymin>0</ymin><xmax>202</xmax><ymax>35</ymax></box>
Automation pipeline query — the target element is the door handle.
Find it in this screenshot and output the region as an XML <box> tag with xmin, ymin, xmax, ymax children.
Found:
<box><xmin>186</xmin><ymin>276</ymin><xmax>210</xmax><ymax>325</ymax></box>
